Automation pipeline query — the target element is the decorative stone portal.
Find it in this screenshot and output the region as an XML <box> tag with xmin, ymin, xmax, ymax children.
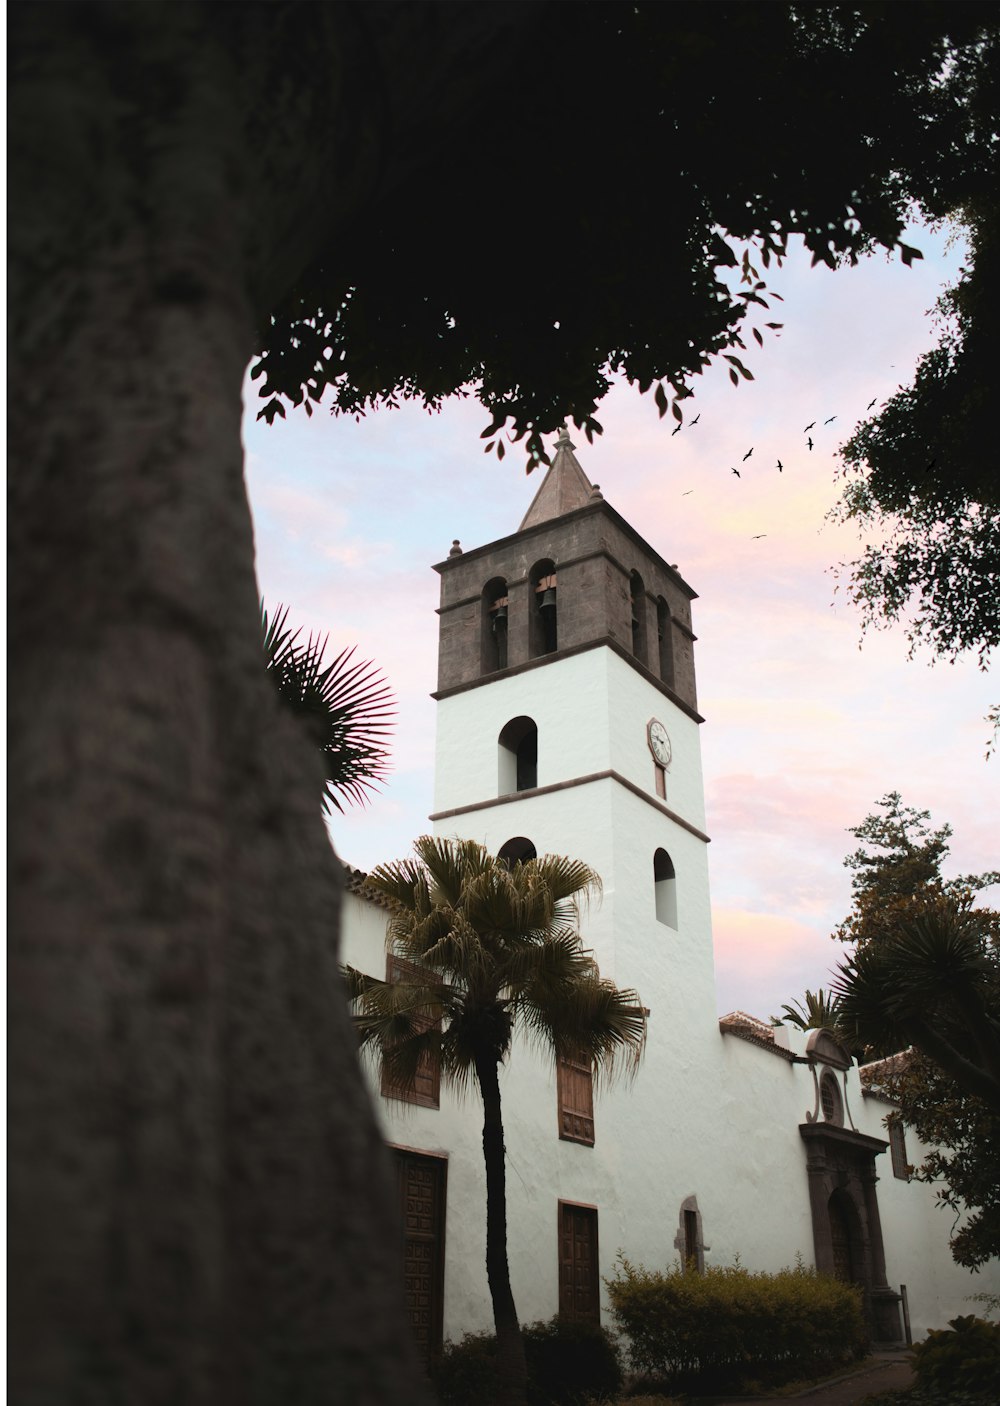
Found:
<box><xmin>799</xmin><ymin>1121</ymin><xmax>903</xmax><ymax>1345</ymax></box>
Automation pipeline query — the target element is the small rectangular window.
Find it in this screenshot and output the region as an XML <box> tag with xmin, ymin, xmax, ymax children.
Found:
<box><xmin>683</xmin><ymin>1209</ymin><xmax>699</xmax><ymax>1271</ymax></box>
<box><xmin>380</xmin><ymin>955</ymin><xmax>441</xmax><ymax>1108</ymax></box>
<box><xmin>888</xmin><ymin>1117</ymin><xmax>909</xmax><ymax>1180</ymax></box>
<box><xmin>557</xmin><ymin>1057</ymin><xmax>595</xmax><ymax>1145</ymax></box>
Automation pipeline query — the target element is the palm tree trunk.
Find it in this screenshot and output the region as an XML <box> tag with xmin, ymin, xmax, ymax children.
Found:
<box><xmin>474</xmin><ymin>1051</ymin><xmax>529</xmax><ymax>1406</ymax></box>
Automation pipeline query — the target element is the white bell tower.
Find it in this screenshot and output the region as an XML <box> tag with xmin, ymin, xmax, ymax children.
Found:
<box><xmin>428</xmin><ymin>430</ymin><xmax>717</xmax><ymax>1031</ymax></box>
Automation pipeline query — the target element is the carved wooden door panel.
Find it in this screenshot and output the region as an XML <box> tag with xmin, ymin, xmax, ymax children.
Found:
<box><xmin>558</xmin><ymin>1202</ymin><xmax>600</xmax><ymax>1323</ymax></box>
<box><xmin>395</xmin><ymin>1150</ymin><xmax>446</xmax><ymax>1367</ymax></box>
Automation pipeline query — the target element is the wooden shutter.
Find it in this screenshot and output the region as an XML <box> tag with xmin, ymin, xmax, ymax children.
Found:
<box><xmin>888</xmin><ymin>1118</ymin><xmax>909</xmax><ymax>1180</ymax></box>
<box><xmin>395</xmin><ymin>1150</ymin><xmax>446</xmax><ymax>1368</ymax></box>
<box><xmin>557</xmin><ymin>1057</ymin><xmax>594</xmax><ymax>1145</ymax></box>
<box><xmin>381</xmin><ymin>955</ymin><xmax>441</xmax><ymax>1108</ymax></box>
<box><xmin>558</xmin><ymin>1202</ymin><xmax>600</xmax><ymax>1323</ymax></box>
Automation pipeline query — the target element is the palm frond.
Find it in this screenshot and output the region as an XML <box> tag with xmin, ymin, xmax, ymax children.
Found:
<box><xmin>521</xmin><ymin>971</ymin><xmax>647</xmax><ymax>1086</ymax></box>
<box><xmin>261</xmin><ymin>599</ymin><xmax>395</xmax><ymax>812</ymax></box>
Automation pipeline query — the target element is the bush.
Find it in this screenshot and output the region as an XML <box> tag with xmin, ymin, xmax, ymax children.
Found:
<box><xmin>605</xmin><ymin>1255</ymin><xmax>867</xmax><ymax>1393</ymax></box>
<box><xmin>913</xmin><ymin>1316</ymin><xmax>1000</xmax><ymax>1399</ymax></box>
<box><xmin>433</xmin><ymin>1317</ymin><xmax>623</xmax><ymax>1406</ymax></box>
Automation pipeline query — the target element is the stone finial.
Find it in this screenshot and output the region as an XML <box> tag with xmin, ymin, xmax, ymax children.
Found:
<box><xmin>448</xmin><ymin>539</ymin><xmax>463</xmax><ymax>557</ymax></box>
<box><xmin>556</xmin><ymin>424</ymin><xmax>575</xmax><ymax>450</ymax></box>
<box><xmin>590</xmin><ymin>483</ymin><xmax>603</xmax><ymax>500</ymax></box>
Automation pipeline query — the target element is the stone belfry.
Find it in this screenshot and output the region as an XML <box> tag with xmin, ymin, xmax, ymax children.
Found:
<box><xmin>432</xmin><ymin>427</ymin><xmax>700</xmax><ymax>712</ymax></box>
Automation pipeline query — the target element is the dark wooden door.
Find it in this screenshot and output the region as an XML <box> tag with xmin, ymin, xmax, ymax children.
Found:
<box><xmin>395</xmin><ymin>1150</ymin><xmax>446</xmax><ymax>1368</ymax></box>
<box><xmin>558</xmin><ymin>1202</ymin><xmax>600</xmax><ymax>1323</ymax></box>
<box><xmin>829</xmin><ymin>1193</ymin><xmax>855</xmax><ymax>1284</ymax></box>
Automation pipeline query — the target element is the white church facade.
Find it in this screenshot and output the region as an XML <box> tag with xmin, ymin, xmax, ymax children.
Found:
<box><xmin>338</xmin><ymin>430</ymin><xmax>997</xmax><ymax>1367</ymax></box>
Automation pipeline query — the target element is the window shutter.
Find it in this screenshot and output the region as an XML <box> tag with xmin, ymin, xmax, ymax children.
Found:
<box><xmin>381</xmin><ymin>955</ymin><xmax>441</xmax><ymax>1108</ymax></box>
<box><xmin>558</xmin><ymin>1057</ymin><xmax>595</xmax><ymax>1145</ymax></box>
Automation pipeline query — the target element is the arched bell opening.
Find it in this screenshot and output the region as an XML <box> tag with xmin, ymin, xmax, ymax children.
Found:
<box><xmin>529</xmin><ymin>558</ymin><xmax>557</xmax><ymax>657</ymax></box>
<box><xmin>498</xmin><ymin>716</ymin><xmax>538</xmax><ymax>795</ymax></box>
<box><xmin>481</xmin><ymin>576</ymin><xmax>509</xmax><ymax>674</ymax></box>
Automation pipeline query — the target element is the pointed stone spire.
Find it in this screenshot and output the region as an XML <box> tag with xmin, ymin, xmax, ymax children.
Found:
<box><xmin>518</xmin><ymin>426</ymin><xmax>595</xmax><ymax>531</ymax></box>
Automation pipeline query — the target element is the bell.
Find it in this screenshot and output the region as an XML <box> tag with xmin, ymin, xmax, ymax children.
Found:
<box><xmin>539</xmin><ymin>587</ymin><xmax>557</xmax><ymax>611</ymax></box>
<box><xmin>492</xmin><ymin>604</ymin><xmax>508</xmax><ymax>631</ymax></box>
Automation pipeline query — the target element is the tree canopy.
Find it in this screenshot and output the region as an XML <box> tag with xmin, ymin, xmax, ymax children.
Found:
<box><xmin>831</xmin><ymin>795</ymin><xmax>1000</xmax><ymax>1267</ymax></box>
<box><xmin>253</xmin><ymin>3</ymin><xmax>1000</xmax><ymax>472</ymax></box>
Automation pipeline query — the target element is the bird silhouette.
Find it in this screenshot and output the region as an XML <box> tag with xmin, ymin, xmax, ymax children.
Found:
<box><xmin>671</xmin><ymin>423</ymin><xmax>682</xmax><ymax>436</ymax></box>
<box><xmin>752</xmin><ymin>534</ymin><xmax>767</xmax><ymax>539</ymax></box>
<box><xmin>743</xmin><ymin>447</ymin><xmax>753</xmax><ymax>461</ymax></box>
<box><xmin>866</xmin><ymin>398</ymin><xmax>877</xmax><ymax>411</ymax></box>
<box><xmin>824</xmin><ymin>415</ymin><xmax>837</xmax><ymax>425</ymax></box>
<box><xmin>776</xmin><ymin>459</ymin><xmax>784</xmax><ymax>472</ymax></box>
<box><xmin>731</xmin><ymin>467</ymin><xmax>741</xmax><ymax>477</ymax></box>
<box><xmin>690</xmin><ymin>414</ymin><xmax>701</xmax><ymax>426</ymax></box>
<box><xmin>682</xmin><ymin>490</ymin><xmax>693</xmax><ymax>496</ymax></box>
<box><xmin>804</xmin><ymin>421</ymin><xmax>816</xmax><ymax>432</ymax></box>
<box><xmin>807</xmin><ymin>436</ymin><xmax>814</xmax><ymax>451</ymax></box>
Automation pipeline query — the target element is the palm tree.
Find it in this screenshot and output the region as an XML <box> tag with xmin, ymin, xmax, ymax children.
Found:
<box><xmin>771</xmin><ymin>987</ymin><xmax>845</xmax><ymax>1033</ymax></box>
<box><xmin>344</xmin><ymin>836</ymin><xmax>647</xmax><ymax>1406</ymax></box>
<box><xmin>261</xmin><ymin>601</ymin><xmax>395</xmax><ymax>812</ymax></box>
<box><xmin>832</xmin><ymin>893</ymin><xmax>1000</xmax><ymax>1115</ymax></box>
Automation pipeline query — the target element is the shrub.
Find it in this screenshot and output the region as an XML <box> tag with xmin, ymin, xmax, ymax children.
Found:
<box><xmin>605</xmin><ymin>1255</ymin><xmax>867</xmax><ymax>1392</ymax></box>
<box><xmin>433</xmin><ymin>1317</ymin><xmax>623</xmax><ymax>1406</ymax></box>
<box><xmin>913</xmin><ymin>1316</ymin><xmax>1000</xmax><ymax>1399</ymax></box>
<box><xmin>522</xmin><ymin>1316</ymin><xmax>623</xmax><ymax>1406</ymax></box>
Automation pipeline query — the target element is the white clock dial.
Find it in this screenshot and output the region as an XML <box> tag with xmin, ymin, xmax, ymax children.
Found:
<box><xmin>647</xmin><ymin>719</ymin><xmax>671</xmax><ymax>767</ymax></box>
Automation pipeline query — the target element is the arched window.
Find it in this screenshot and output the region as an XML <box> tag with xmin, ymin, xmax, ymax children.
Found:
<box><xmin>481</xmin><ymin>576</ymin><xmax>509</xmax><ymax>674</ymax></box>
<box><xmin>656</xmin><ymin>596</ymin><xmax>674</xmax><ymax>687</ymax></box>
<box><xmin>498</xmin><ymin>836</ymin><xmax>537</xmax><ymax>869</ymax></box>
<box><xmin>653</xmin><ymin>848</ymin><xmax>677</xmax><ymax>928</ymax></box>
<box><xmin>529</xmin><ymin>558</ymin><xmax>557</xmax><ymax>657</ymax></box>
<box><xmin>498</xmin><ymin>717</ymin><xmax>538</xmax><ymax>795</ymax></box>
<box><xmin>630</xmin><ymin>571</ymin><xmax>647</xmax><ymax>665</ymax></box>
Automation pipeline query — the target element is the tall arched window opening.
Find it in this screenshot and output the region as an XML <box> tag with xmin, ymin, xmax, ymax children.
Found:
<box><xmin>529</xmin><ymin>558</ymin><xmax>557</xmax><ymax>657</ymax></box>
<box><xmin>497</xmin><ymin>836</ymin><xmax>537</xmax><ymax>869</ymax></box>
<box><xmin>656</xmin><ymin>596</ymin><xmax>674</xmax><ymax>687</ymax></box>
<box><xmin>653</xmin><ymin>848</ymin><xmax>677</xmax><ymax>928</ymax></box>
<box><xmin>498</xmin><ymin>716</ymin><xmax>538</xmax><ymax>795</ymax></box>
<box><xmin>630</xmin><ymin>571</ymin><xmax>647</xmax><ymax>665</ymax></box>
<box><xmin>481</xmin><ymin>576</ymin><xmax>509</xmax><ymax>674</ymax></box>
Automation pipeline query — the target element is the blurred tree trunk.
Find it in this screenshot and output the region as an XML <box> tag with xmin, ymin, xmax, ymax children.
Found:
<box><xmin>8</xmin><ymin>4</ymin><xmax>434</xmax><ymax>1401</ymax></box>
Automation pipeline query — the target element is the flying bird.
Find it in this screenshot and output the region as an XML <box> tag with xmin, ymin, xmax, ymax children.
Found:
<box><xmin>776</xmin><ymin>459</ymin><xmax>783</xmax><ymax>472</ymax></box>
<box><xmin>803</xmin><ymin>421</ymin><xmax>816</xmax><ymax>432</ymax></box>
<box><xmin>742</xmin><ymin>447</ymin><xmax>753</xmax><ymax>461</ymax></box>
<box><xmin>690</xmin><ymin>414</ymin><xmax>701</xmax><ymax>426</ymax></box>
<box><xmin>682</xmin><ymin>490</ymin><xmax>694</xmax><ymax>495</ymax></box>
<box><xmin>866</xmin><ymin>398</ymin><xmax>877</xmax><ymax>411</ymax></box>
<box><xmin>807</xmin><ymin>436</ymin><xmax>814</xmax><ymax>451</ymax></box>
<box><xmin>730</xmin><ymin>467</ymin><xmax>741</xmax><ymax>477</ymax></box>
<box><xmin>671</xmin><ymin>423</ymin><xmax>682</xmax><ymax>436</ymax></box>
<box><xmin>824</xmin><ymin>415</ymin><xmax>837</xmax><ymax>425</ymax></box>
<box><xmin>752</xmin><ymin>534</ymin><xmax>767</xmax><ymax>539</ymax></box>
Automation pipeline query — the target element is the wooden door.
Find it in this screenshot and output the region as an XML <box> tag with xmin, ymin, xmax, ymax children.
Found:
<box><xmin>829</xmin><ymin>1193</ymin><xmax>855</xmax><ymax>1284</ymax></box>
<box><xmin>395</xmin><ymin>1150</ymin><xmax>446</xmax><ymax>1368</ymax></box>
<box><xmin>558</xmin><ymin>1202</ymin><xmax>599</xmax><ymax>1323</ymax></box>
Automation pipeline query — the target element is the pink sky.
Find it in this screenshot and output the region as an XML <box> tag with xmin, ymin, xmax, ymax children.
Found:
<box><xmin>243</xmin><ymin>223</ymin><xmax>997</xmax><ymax>1020</ymax></box>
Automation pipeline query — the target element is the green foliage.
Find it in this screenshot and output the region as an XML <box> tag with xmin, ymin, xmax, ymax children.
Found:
<box><xmin>866</xmin><ymin>1051</ymin><xmax>1000</xmax><ymax>1270</ymax></box>
<box><xmin>913</xmin><ymin>1316</ymin><xmax>1000</xmax><ymax>1398</ymax></box>
<box><xmin>605</xmin><ymin>1256</ymin><xmax>866</xmax><ymax>1392</ymax></box>
<box><xmin>834</xmin><ymin>193</ymin><xmax>1000</xmax><ymax>668</ymax></box>
<box><xmin>261</xmin><ymin>601</ymin><xmax>394</xmax><ymax>813</ymax></box>
<box><xmin>772</xmin><ymin>987</ymin><xmax>845</xmax><ymax>1033</ymax></box>
<box><xmin>831</xmin><ymin>795</ymin><xmax>1000</xmax><ymax>1268</ymax></box>
<box><xmin>251</xmin><ymin>5</ymin><xmax>1000</xmax><ymax>472</ymax></box>
<box><xmin>433</xmin><ymin>1318</ymin><xmax>623</xmax><ymax>1406</ymax></box>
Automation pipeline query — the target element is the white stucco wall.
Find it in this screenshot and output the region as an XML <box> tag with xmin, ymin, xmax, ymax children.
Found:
<box><xmin>341</xmin><ymin>635</ymin><xmax>999</xmax><ymax>1352</ymax></box>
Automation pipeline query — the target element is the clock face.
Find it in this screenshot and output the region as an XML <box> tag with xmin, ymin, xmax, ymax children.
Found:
<box><xmin>648</xmin><ymin>718</ymin><xmax>672</xmax><ymax>767</ymax></box>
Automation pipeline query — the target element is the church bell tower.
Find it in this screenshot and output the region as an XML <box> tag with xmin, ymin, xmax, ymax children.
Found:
<box><xmin>429</xmin><ymin>429</ymin><xmax>716</xmax><ymax>1019</ymax></box>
